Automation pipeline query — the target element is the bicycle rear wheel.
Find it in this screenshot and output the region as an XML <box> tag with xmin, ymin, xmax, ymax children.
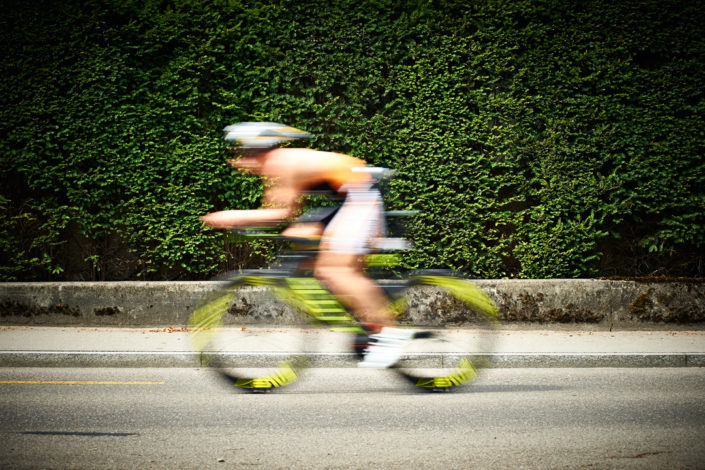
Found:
<box><xmin>390</xmin><ymin>274</ymin><xmax>500</xmax><ymax>392</ymax></box>
<box><xmin>188</xmin><ymin>275</ymin><xmax>313</xmax><ymax>392</ymax></box>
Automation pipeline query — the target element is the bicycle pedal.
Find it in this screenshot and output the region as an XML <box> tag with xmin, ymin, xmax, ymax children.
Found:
<box><xmin>352</xmin><ymin>333</ymin><xmax>370</xmax><ymax>358</ymax></box>
<box><xmin>413</xmin><ymin>331</ymin><xmax>434</xmax><ymax>339</ymax></box>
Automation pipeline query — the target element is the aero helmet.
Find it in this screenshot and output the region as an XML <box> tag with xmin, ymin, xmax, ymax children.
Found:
<box><xmin>223</xmin><ymin>122</ymin><xmax>313</xmax><ymax>148</ymax></box>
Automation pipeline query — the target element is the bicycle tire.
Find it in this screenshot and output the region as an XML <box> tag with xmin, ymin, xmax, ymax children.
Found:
<box><xmin>387</xmin><ymin>274</ymin><xmax>500</xmax><ymax>392</ymax></box>
<box><xmin>188</xmin><ymin>275</ymin><xmax>313</xmax><ymax>392</ymax></box>
<box><xmin>189</xmin><ymin>273</ymin><xmax>366</xmax><ymax>392</ymax></box>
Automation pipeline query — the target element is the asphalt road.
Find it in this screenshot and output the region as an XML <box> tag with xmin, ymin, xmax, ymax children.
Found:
<box><xmin>1</xmin><ymin>367</ymin><xmax>704</xmax><ymax>469</ymax></box>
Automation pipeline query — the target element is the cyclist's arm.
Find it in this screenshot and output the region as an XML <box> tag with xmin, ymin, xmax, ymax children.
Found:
<box><xmin>200</xmin><ymin>208</ymin><xmax>292</xmax><ymax>229</ymax></box>
<box><xmin>201</xmin><ymin>175</ymin><xmax>303</xmax><ymax>229</ymax></box>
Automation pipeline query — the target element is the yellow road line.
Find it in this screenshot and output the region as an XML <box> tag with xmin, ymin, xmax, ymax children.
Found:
<box><xmin>0</xmin><ymin>380</ymin><xmax>164</xmax><ymax>385</ymax></box>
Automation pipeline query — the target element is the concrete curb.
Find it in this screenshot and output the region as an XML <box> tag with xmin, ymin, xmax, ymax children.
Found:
<box><xmin>3</xmin><ymin>351</ymin><xmax>704</xmax><ymax>368</ymax></box>
<box><xmin>2</xmin><ymin>279</ymin><xmax>704</xmax><ymax>327</ymax></box>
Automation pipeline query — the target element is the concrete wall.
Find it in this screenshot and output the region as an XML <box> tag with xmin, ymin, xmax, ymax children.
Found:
<box><xmin>0</xmin><ymin>279</ymin><xmax>703</xmax><ymax>328</ymax></box>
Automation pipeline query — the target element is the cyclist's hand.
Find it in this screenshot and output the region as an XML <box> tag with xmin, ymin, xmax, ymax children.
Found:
<box><xmin>201</xmin><ymin>211</ymin><xmax>245</xmax><ymax>229</ymax></box>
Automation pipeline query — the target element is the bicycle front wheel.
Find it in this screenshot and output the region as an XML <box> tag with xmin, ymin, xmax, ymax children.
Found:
<box><xmin>188</xmin><ymin>275</ymin><xmax>312</xmax><ymax>393</ymax></box>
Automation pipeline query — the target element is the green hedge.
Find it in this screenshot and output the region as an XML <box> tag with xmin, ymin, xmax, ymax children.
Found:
<box><xmin>1</xmin><ymin>0</ymin><xmax>703</xmax><ymax>280</ymax></box>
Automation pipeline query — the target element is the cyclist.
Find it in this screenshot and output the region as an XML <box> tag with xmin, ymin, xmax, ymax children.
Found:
<box><xmin>201</xmin><ymin>122</ymin><xmax>414</xmax><ymax>368</ymax></box>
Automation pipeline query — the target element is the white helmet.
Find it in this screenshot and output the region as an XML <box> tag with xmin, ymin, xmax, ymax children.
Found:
<box><xmin>223</xmin><ymin>122</ymin><xmax>313</xmax><ymax>148</ymax></box>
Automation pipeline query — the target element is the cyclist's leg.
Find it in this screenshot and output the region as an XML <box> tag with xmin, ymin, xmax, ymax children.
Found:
<box><xmin>314</xmin><ymin>185</ymin><xmax>414</xmax><ymax>368</ymax></box>
<box><xmin>281</xmin><ymin>221</ymin><xmax>324</xmax><ymax>239</ymax></box>
<box><xmin>314</xmin><ymin>250</ymin><xmax>393</xmax><ymax>328</ymax></box>
<box><xmin>314</xmin><ymin>185</ymin><xmax>392</xmax><ymax>329</ymax></box>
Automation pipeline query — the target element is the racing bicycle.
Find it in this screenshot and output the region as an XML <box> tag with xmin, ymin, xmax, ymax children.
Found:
<box><xmin>188</xmin><ymin>213</ymin><xmax>500</xmax><ymax>393</ymax></box>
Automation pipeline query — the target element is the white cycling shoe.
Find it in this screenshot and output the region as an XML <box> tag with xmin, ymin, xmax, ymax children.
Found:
<box><xmin>358</xmin><ymin>327</ymin><xmax>415</xmax><ymax>369</ymax></box>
